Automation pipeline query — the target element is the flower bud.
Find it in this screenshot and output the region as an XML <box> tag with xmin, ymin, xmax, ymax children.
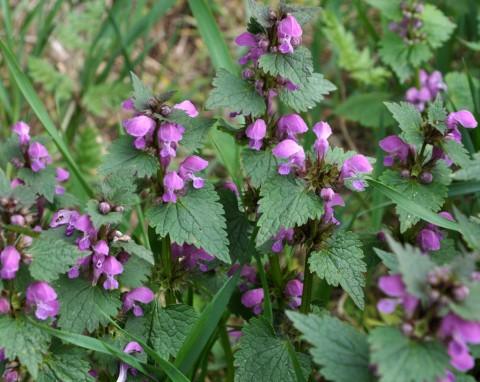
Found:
<box><xmin>10</xmin><ymin>214</ymin><xmax>25</xmax><ymax>226</ymax></box>
<box><xmin>160</xmin><ymin>105</ymin><xmax>171</xmax><ymax>116</ymax></box>
<box><xmin>242</xmin><ymin>68</ymin><xmax>254</xmax><ymax>80</ymax></box>
<box><xmin>254</xmin><ymin>80</ymin><xmax>264</xmax><ymax>93</ymax></box>
<box><xmin>0</xmin><ymin>297</ymin><xmax>10</xmax><ymax>314</ymax></box>
<box><xmin>258</xmin><ymin>38</ymin><xmax>269</xmax><ymax>49</ymax></box>
<box><xmin>453</xmin><ymin>285</ymin><xmax>470</xmax><ymax>301</ymax></box>
<box><xmin>415</xmin><ymin>4</ymin><xmax>424</xmax><ymax>13</ymax></box>
<box><xmin>98</xmin><ymin>202</ymin><xmax>111</xmax><ymax>215</ymax></box>
<box><xmin>401</xmin><ymin>169</ymin><xmax>410</xmax><ymax>178</ymax></box>
<box><xmin>114</xmin><ymin>205</ymin><xmax>125</xmax><ymax>213</ymax></box>
<box><xmin>401</xmin><ymin>323</ymin><xmax>413</xmax><ymax>335</ymax></box>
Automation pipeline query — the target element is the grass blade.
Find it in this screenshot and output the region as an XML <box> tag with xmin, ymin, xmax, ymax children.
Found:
<box><xmin>0</xmin><ymin>39</ymin><xmax>94</xmax><ymax>198</ymax></box>
<box><xmin>367</xmin><ymin>178</ymin><xmax>461</xmax><ymax>232</ymax></box>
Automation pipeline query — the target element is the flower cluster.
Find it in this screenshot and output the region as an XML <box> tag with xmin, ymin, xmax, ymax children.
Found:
<box><xmin>388</xmin><ymin>2</ymin><xmax>426</xmax><ymax>45</ymax></box>
<box><xmin>122</xmin><ymin>97</ymin><xmax>209</xmax><ymax>204</ymax></box>
<box><xmin>171</xmin><ymin>242</ymin><xmax>215</xmax><ymax>273</ymax></box>
<box><xmin>377</xmin><ymin>264</ymin><xmax>480</xmax><ymax>379</ymax></box>
<box><xmin>405</xmin><ymin>70</ymin><xmax>447</xmax><ymax>111</ymax></box>
<box><xmin>416</xmin><ymin>211</ymin><xmax>454</xmax><ymax>253</ymax></box>
<box><xmin>11</xmin><ymin>121</ymin><xmax>51</xmax><ymax>172</ymax></box>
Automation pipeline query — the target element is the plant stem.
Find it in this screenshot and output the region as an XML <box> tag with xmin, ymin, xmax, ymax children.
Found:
<box><xmin>269</xmin><ymin>252</ymin><xmax>284</xmax><ymax>308</ymax></box>
<box><xmin>299</xmin><ymin>249</ymin><xmax>313</xmax><ymax>315</ymax></box>
<box><xmin>254</xmin><ymin>251</ymin><xmax>273</xmax><ymax>323</ymax></box>
<box><xmin>161</xmin><ymin>234</ymin><xmax>175</xmax><ymax>305</ymax></box>
<box><xmin>219</xmin><ymin>320</ymin><xmax>234</xmax><ymax>382</ymax></box>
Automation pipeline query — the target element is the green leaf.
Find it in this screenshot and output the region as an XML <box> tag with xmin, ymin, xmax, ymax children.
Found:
<box><xmin>0</xmin><ymin>136</ymin><xmax>22</xmax><ymax>169</ymax></box>
<box><xmin>278</xmin><ymin>3</ymin><xmax>320</xmax><ymax>25</ymax></box>
<box><xmin>309</xmin><ymin>231</ymin><xmax>366</xmax><ymax>309</ymax></box>
<box><xmin>452</xmin><ymin>153</ymin><xmax>480</xmax><ymax>181</ymax></box>
<box><xmin>248</xmin><ymin>0</ymin><xmax>272</xmax><ymax>28</ymax></box>
<box><xmin>56</xmin><ymin>277</ymin><xmax>121</xmax><ymax>333</ymax></box>
<box><xmin>256</xmin><ymin>174</ymin><xmax>324</xmax><ymax>244</ymax></box>
<box><xmin>367</xmin><ymin>178</ymin><xmax>460</xmax><ymax>232</ymax></box>
<box><xmin>420</xmin><ymin>4</ymin><xmax>456</xmax><ymax>49</ymax></box>
<box><xmin>99</xmin><ymin>136</ymin><xmax>158</xmax><ymax>178</ymax></box>
<box><xmin>37</xmin><ymin>349</ymin><xmax>93</xmax><ymax>382</ymax></box>
<box><xmin>118</xmin><ymin>254</ymin><xmax>151</xmax><ymax>288</ymax></box>
<box><xmin>379</xmin><ymin>162</ymin><xmax>452</xmax><ymax>232</ymax></box>
<box><xmin>0</xmin><ymin>316</ymin><xmax>50</xmax><ymax>378</ymax></box>
<box><xmin>234</xmin><ymin>317</ymin><xmax>311</xmax><ymax>382</ymax></box>
<box><xmin>450</xmin><ymin>282</ymin><xmax>480</xmax><ymax>321</ymax></box>
<box><xmin>131</xmin><ymin>72</ymin><xmax>153</xmax><ymax>110</ymax></box>
<box><xmin>27</xmin><ymin>56</ymin><xmax>74</xmax><ymax>101</ymax></box>
<box><xmin>101</xmin><ymin>170</ymin><xmax>138</xmax><ymax>207</ymax></box>
<box><xmin>279</xmin><ymin>72</ymin><xmax>336</xmax><ymax>112</ymax></box>
<box><xmin>18</xmin><ymin>167</ymin><xmax>56</xmax><ymax>203</ymax></box>
<box><xmin>29</xmin><ymin>228</ymin><xmax>85</xmax><ymax>282</ymax></box>
<box><xmin>111</xmin><ymin>239</ymin><xmax>154</xmax><ymax>265</ymax></box>
<box><xmin>0</xmin><ymin>167</ymin><xmax>11</xmax><ymax>196</ymax></box>
<box><xmin>369</xmin><ymin>327</ymin><xmax>450</xmax><ymax>382</ymax></box>
<box><xmin>12</xmin><ymin>185</ymin><xmax>38</xmax><ymax>208</ymax></box>
<box><xmin>335</xmin><ymin>92</ymin><xmax>395</xmax><ymax>128</ymax></box>
<box><xmin>427</xmin><ymin>95</ymin><xmax>447</xmax><ymax>134</ymax></box>
<box><xmin>125</xmin><ymin>302</ymin><xmax>198</xmax><ymax>359</ymax></box>
<box><xmin>146</xmin><ymin>184</ymin><xmax>230</xmax><ymax>263</ymax></box>
<box><xmin>241</xmin><ymin>149</ymin><xmax>279</xmax><ymax>188</ymax></box>
<box><xmin>445</xmin><ymin>72</ymin><xmax>479</xmax><ymax>112</ymax></box>
<box><xmin>430</xmin><ymin>239</ymin><xmax>460</xmax><ymax>265</ymax></box>
<box><xmin>86</xmin><ymin>200</ymin><xmax>124</xmax><ymax>228</ymax></box>
<box><xmin>378</xmin><ymin>33</ymin><xmax>413</xmax><ymax>83</ymax></box>
<box><xmin>374</xmin><ymin>248</ymin><xmax>399</xmax><ymax>273</ymax></box>
<box><xmin>288</xmin><ymin>312</ymin><xmax>373</xmax><ymax>382</ymax></box>
<box><xmin>441</xmin><ymin>139</ymin><xmax>471</xmax><ymax>168</ymax></box>
<box><xmin>258</xmin><ymin>46</ymin><xmax>313</xmax><ymax>86</ymax></box>
<box><xmin>73</xmin><ymin>127</ymin><xmax>103</xmax><ymax>177</ymax></box>
<box><xmin>324</xmin><ymin>147</ymin><xmax>357</xmax><ymax>170</ymax></box>
<box><xmin>205</xmin><ymin>68</ymin><xmax>266</xmax><ymax>117</ymax></box>
<box><xmin>364</xmin><ymin>0</ymin><xmax>402</xmax><ymax>19</ymax></box>
<box><xmin>217</xmin><ymin>188</ymin><xmax>253</xmax><ymax>263</ymax></box>
<box><xmin>454</xmin><ymin>207</ymin><xmax>480</xmax><ymax>251</ymax></box>
<box><xmin>384</xmin><ymin>101</ymin><xmax>424</xmax><ymax>146</ymax></box>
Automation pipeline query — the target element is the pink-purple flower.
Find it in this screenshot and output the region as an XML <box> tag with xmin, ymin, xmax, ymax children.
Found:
<box><xmin>27</xmin><ymin>142</ymin><xmax>51</xmax><ymax>172</ymax></box>
<box><xmin>277</xmin><ymin>114</ymin><xmax>308</xmax><ymax>141</ymax></box>
<box><xmin>0</xmin><ymin>246</ymin><xmax>21</xmax><ymax>280</ymax></box>
<box><xmin>376</xmin><ymin>274</ymin><xmax>419</xmax><ymax>315</ymax></box>
<box><xmin>171</xmin><ymin>243</ymin><xmax>215</xmax><ymax>272</ymax></box>
<box><xmin>241</xmin><ymin>288</ymin><xmax>264</xmax><ymax>315</ymax></box>
<box><xmin>271</xmin><ymin>227</ymin><xmax>294</xmax><ymax>253</ymax></box>
<box><xmin>163</xmin><ymin>171</ymin><xmax>184</xmax><ymax>203</ymax></box>
<box><xmin>178</xmin><ymin>156</ymin><xmax>209</xmax><ymax>189</ymax></box>
<box><xmin>12</xmin><ymin>121</ymin><xmax>31</xmax><ymax>145</ymax></box>
<box><xmin>339</xmin><ymin>154</ymin><xmax>373</xmax><ymax>191</ymax></box>
<box><xmin>26</xmin><ymin>281</ymin><xmax>59</xmax><ymax>320</ymax></box>
<box><xmin>285</xmin><ymin>279</ymin><xmax>303</xmax><ymax>309</ymax></box>
<box><xmin>272</xmin><ymin>139</ymin><xmax>305</xmax><ymax>175</ymax></box>
<box><xmin>117</xmin><ymin>342</ymin><xmax>144</xmax><ymax>382</ymax></box>
<box><xmin>277</xmin><ymin>15</ymin><xmax>302</xmax><ymax>54</ymax></box>
<box><xmin>313</xmin><ymin>121</ymin><xmax>332</xmax><ymax>158</ymax></box>
<box><xmin>122</xmin><ymin>287</ymin><xmax>155</xmax><ymax>316</ymax></box>
<box><xmin>246</xmin><ymin>119</ymin><xmax>267</xmax><ymax>150</ymax></box>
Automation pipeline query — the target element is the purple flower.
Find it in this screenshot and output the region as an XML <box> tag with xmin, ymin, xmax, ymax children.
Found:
<box><xmin>446</xmin><ymin>110</ymin><xmax>477</xmax><ymax>137</ymax></box>
<box><xmin>56</xmin><ymin>167</ymin><xmax>70</xmax><ymax>182</ymax></box>
<box><xmin>0</xmin><ymin>297</ymin><xmax>10</xmax><ymax>314</ymax></box>
<box><xmin>102</xmin><ymin>256</ymin><xmax>123</xmax><ymax>290</ymax></box>
<box><xmin>313</xmin><ymin>121</ymin><xmax>332</xmax><ymax>158</ymax></box>
<box><xmin>272</xmin><ymin>139</ymin><xmax>306</xmax><ymax>175</ymax></box>
<box><xmin>50</xmin><ymin>209</ymin><xmax>79</xmax><ymax>236</ymax></box>
<box><xmin>228</xmin><ymin>264</ymin><xmax>258</xmax><ymax>292</ymax></box>
<box><xmin>10</xmin><ymin>214</ymin><xmax>25</xmax><ymax>226</ymax></box>
<box><xmin>3</xmin><ymin>369</ymin><xmax>20</xmax><ymax>382</ymax></box>
<box><xmin>271</xmin><ymin>227</ymin><xmax>294</xmax><ymax>253</ymax></box>
<box><xmin>235</xmin><ymin>32</ymin><xmax>257</xmax><ymax>47</ymax></box>
<box><xmin>377</xmin><ymin>275</ymin><xmax>419</xmax><ymax>315</ymax></box>
<box><xmin>123</xmin><ymin>115</ymin><xmax>156</xmax><ymax>149</ymax></box>
<box><xmin>234</xmin><ymin>32</ymin><xmax>267</xmax><ymax>65</ymax></box>
<box><xmin>171</xmin><ymin>243</ymin><xmax>215</xmax><ymax>272</ymax></box>
<box><xmin>323</xmin><ymin>192</ymin><xmax>344</xmax><ymax>225</ymax></box>
<box><xmin>174</xmin><ymin>100</ymin><xmax>198</xmax><ymax>117</ymax></box>
<box><xmin>427</xmin><ymin>71</ymin><xmax>447</xmax><ymax>98</ymax></box>
<box><xmin>158</xmin><ymin>123</ymin><xmax>183</xmax><ymax>159</ymax></box>
<box><xmin>117</xmin><ymin>342</ymin><xmax>144</xmax><ymax>382</ymax></box>
<box><xmin>241</xmin><ymin>288</ymin><xmax>264</xmax><ymax>315</ymax></box>
<box><xmin>246</xmin><ymin>119</ymin><xmax>267</xmax><ymax>150</ymax></box>
<box><xmin>417</xmin><ymin>229</ymin><xmax>441</xmax><ymax>252</ymax></box>
<box><xmin>277</xmin><ymin>16</ymin><xmax>302</xmax><ymax>54</ymax></box>
<box><xmin>178</xmin><ymin>156</ymin><xmax>209</xmax><ymax>189</ymax></box>
<box><xmin>121</xmin><ymin>98</ymin><xmax>135</xmax><ymax>111</ymax></box>
<box><xmin>163</xmin><ymin>171</ymin><xmax>184</xmax><ymax>203</ymax></box>
<box><xmin>1</xmin><ymin>246</ymin><xmax>21</xmax><ymax>280</ymax></box>
<box><xmin>12</xmin><ymin>121</ymin><xmax>31</xmax><ymax>145</ymax></box>
<box><xmin>122</xmin><ymin>287</ymin><xmax>155</xmax><ymax>316</ymax></box>
<box><xmin>26</xmin><ymin>281</ymin><xmax>59</xmax><ymax>320</ymax></box>
<box><xmin>277</xmin><ymin>114</ymin><xmax>308</xmax><ymax>141</ymax></box>
<box><xmin>28</xmin><ymin>142</ymin><xmax>51</xmax><ymax>172</ymax></box>
<box><xmin>285</xmin><ymin>279</ymin><xmax>303</xmax><ymax>309</ymax></box>
<box><xmin>222</xmin><ymin>182</ymin><xmax>239</xmax><ymax>196</ymax></box>
<box><xmin>339</xmin><ymin>155</ymin><xmax>373</xmax><ymax>191</ymax></box>
<box><xmin>379</xmin><ymin>136</ymin><xmax>411</xmax><ymax>166</ymax></box>
<box><xmin>74</xmin><ymin>214</ymin><xmax>97</xmax><ymax>250</ymax></box>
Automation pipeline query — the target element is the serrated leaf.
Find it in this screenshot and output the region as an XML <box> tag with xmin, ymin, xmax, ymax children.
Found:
<box><xmin>99</xmin><ymin>171</ymin><xmax>138</xmax><ymax>208</ymax></box>
<box><xmin>85</xmin><ymin>200</ymin><xmax>124</xmax><ymax>228</ymax></box>
<box><xmin>258</xmin><ymin>46</ymin><xmax>313</xmax><ymax>86</ymax></box>
<box><xmin>442</xmin><ymin>139</ymin><xmax>471</xmax><ymax>168</ymax></box>
<box><xmin>430</xmin><ymin>239</ymin><xmax>460</xmax><ymax>265</ymax></box>
<box><xmin>111</xmin><ymin>240</ymin><xmax>154</xmax><ymax>265</ymax></box>
<box><xmin>241</xmin><ymin>149</ymin><xmax>279</xmax><ymax>188</ymax></box>
<box><xmin>450</xmin><ymin>282</ymin><xmax>480</xmax><ymax>321</ymax></box>
<box><xmin>288</xmin><ymin>312</ymin><xmax>373</xmax><ymax>382</ymax></box>
<box><xmin>125</xmin><ymin>302</ymin><xmax>198</xmax><ymax>359</ymax></box>
<box><xmin>335</xmin><ymin>92</ymin><xmax>395</xmax><ymax>128</ymax></box>
<box><xmin>374</xmin><ymin>248</ymin><xmax>399</xmax><ymax>273</ymax></box>
<box><xmin>378</xmin><ymin>33</ymin><xmax>413</xmax><ymax>83</ymax></box>
<box><xmin>324</xmin><ymin>147</ymin><xmax>356</xmax><ymax>170</ymax></box>
<box><xmin>27</xmin><ymin>56</ymin><xmax>74</xmax><ymax>101</ymax></box>
<box><xmin>37</xmin><ymin>350</ymin><xmax>93</xmax><ymax>382</ymax></box>
<box><xmin>0</xmin><ymin>136</ymin><xmax>22</xmax><ymax>169</ymax></box>
<box><xmin>379</xmin><ymin>162</ymin><xmax>451</xmax><ymax>232</ymax></box>
<box><xmin>279</xmin><ymin>72</ymin><xmax>336</xmax><ymax>112</ymax></box>
<box><xmin>74</xmin><ymin>127</ymin><xmax>103</xmax><ymax>177</ymax></box>
<box><xmin>118</xmin><ymin>254</ymin><xmax>151</xmax><ymax>288</ymax></box>
<box><xmin>0</xmin><ymin>167</ymin><xmax>11</xmax><ymax>196</ymax></box>
<box><xmin>99</xmin><ymin>136</ymin><xmax>158</xmax><ymax>177</ymax></box>
<box><xmin>12</xmin><ymin>185</ymin><xmax>37</xmax><ymax>208</ymax></box>
<box><xmin>369</xmin><ymin>327</ymin><xmax>450</xmax><ymax>382</ymax></box>
<box><xmin>279</xmin><ymin>3</ymin><xmax>320</xmax><ymax>25</ymax></box>
<box><xmin>0</xmin><ymin>316</ymin><xmax>50</xmax><ymax>378</ymax></box>
<box><xmin>420</xmin><ymin>4</ymin><xmax>456</xmax><ymax>49</ymax></box>
<box><xmin>384</xmin><ymin>101</ymin><xmax>424</xmax><ymax>147</ymax></box>
<box><xmin>56</xmin><ymin>277</ymin><xmax>121</xmax><ymax>333</ymax></box>
<box><xmin>165</xmin><ymin>109</ymin><xmax>216</xmax><ymax>152</ymax></box>
<box><xmin>427</xmin><ymin>95</ymin><xmax>447</xmax><ymax>134</ymax></box>
<box><xmin>309</xmin><ymin>231</ymin><xmax>366</xmax><ymax>309</ymax></box>
<box><xmin>206</xmin><ymin>68</ymin><xmax>266</xmax><ymax>117</ymax></box>
<box><xmin>29</xmin><ymin>228</ymin><xmax>85</xmax><ymax>282</ymax></box>
<box><xmin>454</xmin><ymin>207</ymin><xmax>480</xmax><ymax>251</ymax></box>
<box><xmin>217</xmin><ymin>188</ymin><xmax>252</xmax><ymax>263</ymax></box>
<box><xmin>131</xmin><ymin>72</ymin><xmax>153</xmax><ymax>110</ymax></box>
<box><xmin>18</xmin><ymin>167</ymin><xmax>57</xmax><ymax>203</ymax></box>
<box><xmin>256</xmin><ymin>174</ymin><xmax>324</xmax><ymax>244</ymax></box>
<box><xmin>234</xmin><ymin>317</ymin><xmax>311</xmax><ymax>382</ymax></box>
<box><xmin>146</xmin><ymin>184</ymin><xmax>230</xmax><ymax>263</ymax></box>
<box><xmin>82</xmin><ymin>82</ymin><xmax>130</xmax><ymax>117</ymax></box>
<box><xmin>364</xmin><ymin>0</ymin><xmax>403</xmax><ymax>19</ymax></box>
<box><xmin>452</xmin><ymin>153</ymin><xmax>480</xmax><ymax>181</ymax></box>
<box><xmin>248</xmin><ymin>0</ymin><xmax>272</xmax><ymax>28</ymax></box>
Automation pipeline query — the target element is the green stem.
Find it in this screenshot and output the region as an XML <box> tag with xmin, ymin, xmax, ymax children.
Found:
<box><xmin>299</xmin><ymin>249</ymin><xmax>313</xmax><ymax>315</ymax></box>
<box><xmin>254</xmin><ymin>251</ymin><xmax>273</xmax><ymax>323</ymax></box>
<box><xmin>269</xmin><ymin>252</ymin><xmax>284</xmax><ymax>309</ymax></box>
<box><xmin>219</xmin><ymin>321</ymin><xmax>234</xmax><ymax>382</ymax></box>
<box><xmin>161</xmin><ymin>234</ymin><xmax>175</xmax><ymax>305</ymax></box>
